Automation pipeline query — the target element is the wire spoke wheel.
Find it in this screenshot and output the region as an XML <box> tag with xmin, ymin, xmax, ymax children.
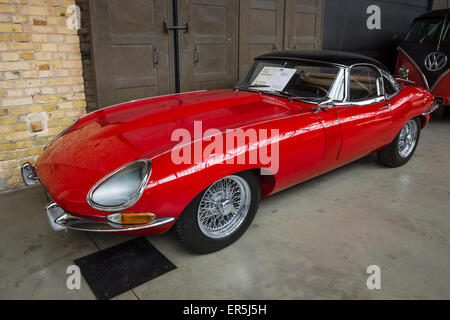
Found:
<box><xmin>197</xmin><ymin>175</ymin><xmax>251</xmax><ymax>239</ymax></box>
<box><xmin>398</xmin><ymin>119</ymin><xmax>419</xmax><ymax>158</ymax></box>
<box><xmin>377</xmin><ymin>118</ymin><xmax>421</xmax><ymax>168</ymax></box>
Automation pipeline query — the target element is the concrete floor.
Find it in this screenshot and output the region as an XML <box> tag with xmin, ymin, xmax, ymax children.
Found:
<box><xmin>0</xmin><ymin>117</ymin><xmax>449</xmax><ymax>300</ymax></box>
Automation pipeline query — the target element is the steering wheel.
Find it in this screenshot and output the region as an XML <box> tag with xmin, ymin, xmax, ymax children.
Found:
<box><xmin>303</xmin><ymin>84</ymin><xmax>329</xmax><ymax>96</ymax></box>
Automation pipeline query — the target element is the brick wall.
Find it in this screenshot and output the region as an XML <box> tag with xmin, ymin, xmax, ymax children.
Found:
<box><xmin>0</xmin><ymin>0</ymin><xmax>87</xmax><ymax>191</ymax></box>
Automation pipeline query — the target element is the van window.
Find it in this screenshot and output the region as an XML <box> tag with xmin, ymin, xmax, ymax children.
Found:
<box><xmin>406</xmin><ymin>18</ymin><xmax>445</xmax><ymax>43</ymax></box>
<box><xmin>443</xmin><ymin>22</ymin><xmax>449</xmax><ymax>41</ymax></box>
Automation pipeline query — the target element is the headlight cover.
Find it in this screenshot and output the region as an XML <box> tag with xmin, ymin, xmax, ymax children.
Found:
<box><xmin>87</xmin><ymin>159</ymin><xmax>152</xmax><ymax>211</ymax></box>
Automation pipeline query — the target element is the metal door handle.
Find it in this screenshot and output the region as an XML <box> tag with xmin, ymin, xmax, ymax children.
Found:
<box><xmin>379</xmin><ymin>104</ymin><xmax>390</xmax><ymax>110</ymax></box>
<box><xmin>152</xmin><ymin>45</ymin><xmax>158</xmax><ymax>65</ymax></box>
<box><xmin>194</xmin><ymin>46</ymin><xmax>199</xmax><ymax>64</ymax></box>
<box><xmin>163</xmin><ymin>21</ymin><xmax>189</xmax><ymax>33</ymax></box>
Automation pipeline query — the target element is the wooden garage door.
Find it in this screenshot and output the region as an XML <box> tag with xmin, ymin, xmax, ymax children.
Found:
<box><xmin>89</xmin><ymin>0</ymin><xmax>172</xmax><ymax>107</ymax></box>
<box><xmin>89</xmin><ymin>0</ymin><xmax>324</xmax><ymax>107</ymax></box>
<box><xmin>178</xmin><ymin>0</ymin><xmax>238</xmax><ymax>92</ymax></box>
<box><xmin>284</xmin><ymin>0</ymin><xmax>323</xmax><ymax>50</ymax></box>
<box><xmin>238</xmin><ymin>0</ymin><xmax>285</xmax><ymax>79</ymax></box>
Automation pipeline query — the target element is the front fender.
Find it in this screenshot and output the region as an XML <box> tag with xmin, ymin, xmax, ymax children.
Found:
<box><xmin>136</xmin><ymin>113</ymin><xmax>326</xmax><ymax>220</ymax></box>
<box><xmin>390</xmin><ymin>86</ymin><xmax>434</xmax><ymax>139</ymax></box>
<box><xmin>137</xmin><ymin>131</ymin><xmax>281</xmax><ymax>220</ymax></box>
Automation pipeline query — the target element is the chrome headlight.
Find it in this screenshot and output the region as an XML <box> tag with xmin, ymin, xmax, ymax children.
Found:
<box><xmin>87</xmin><ymin>160</ymin><xmax>152</xmax><ymax>211</ymax></box>
<box><xmin>398</xmin><ymin>65</ymin><xmax>409</xmax><ymax>79</ymax></box>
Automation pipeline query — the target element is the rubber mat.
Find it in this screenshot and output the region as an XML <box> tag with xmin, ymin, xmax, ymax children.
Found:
<box><xmin>74</xmin><ymin>237</ymin><xmax>176</xmax><ymax>300</ymax></box>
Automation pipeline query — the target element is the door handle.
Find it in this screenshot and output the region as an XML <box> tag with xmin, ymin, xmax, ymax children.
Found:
<box><xmin>379</xmin><ymin>104</ymin><xmax>391</xmax><ymax>110</ymax></box>
<box><xmin>152</xmin><ymin>45</ymin><xmax>158</xmax><ymax>65</ymax></box>
<box><xmin>163</xmin><ymin>21</ymin><xmax>189</xmax><ymax>33</ymax></box>
<box><xmin>194</xmin><ymin>46</ymin><xmax>199</xmax><ymax>65</ymax></box>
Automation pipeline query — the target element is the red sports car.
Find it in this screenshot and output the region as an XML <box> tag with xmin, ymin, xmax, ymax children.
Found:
<box><xmin>22</xmin><ymin>50</ymin><xmax>436</xmax><ymax>253</ymax></box>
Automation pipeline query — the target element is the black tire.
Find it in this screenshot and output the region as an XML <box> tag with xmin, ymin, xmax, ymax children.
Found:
<box><xmin>377</xmin><ymin>118</ymin><xmax>421</xmax><ymax>168</ymax></box>
<box><xmin>175</xmin><ymin>171</ymin><xmax>260</xmax><ymax>254</ymax></box>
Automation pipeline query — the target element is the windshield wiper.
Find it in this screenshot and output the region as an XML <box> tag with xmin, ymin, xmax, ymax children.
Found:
<box><xmin>235</xmin><ymin>85</ymin><xmax>270</xmax><ymax>90</ymax></box>
<box><xmin>234</xmin><ymin>85</ymin><xmax>271</xmax><ymax>94</ymax></box>
<box><xmin>274</xmin><ymin>91</ymin><xmax>326</xmax><ymax>103</ymax></box>
<box><xmin>274</xmin><ymin>90</ymin><xmax>298</xmax><ymax>97</ymax></box>
<box><xmin>235</xmin><ymin>87</ymin><xmax>329</xmax><ymax>106</ymax></box>
<box><xmin>247</xmin><ymin>85</ymin><xmax>270</xmax><ymax>88</ymax></box>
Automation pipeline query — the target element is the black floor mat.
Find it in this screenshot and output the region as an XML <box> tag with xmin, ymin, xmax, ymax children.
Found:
<box><xmin>74</xmin><ymin>237</ymin><xmax>176</xmax><ymax>300</ymax></box>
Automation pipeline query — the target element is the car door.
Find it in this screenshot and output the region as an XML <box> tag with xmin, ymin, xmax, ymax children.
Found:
<box><xmin>336</xmin><ymin>65</ymin><xmax>393</xmax><ymax>165</ymax></box>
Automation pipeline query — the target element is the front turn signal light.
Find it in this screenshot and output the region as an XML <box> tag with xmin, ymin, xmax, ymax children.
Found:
<box><xmin>107</xmin><ymin>213</ymin><xmax>156</xmax><ymax>225</ymax></box>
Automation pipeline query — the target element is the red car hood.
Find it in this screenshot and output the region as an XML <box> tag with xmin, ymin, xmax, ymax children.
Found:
<box><xmin>36</xmin><ymin>89</ymin><xmax>306</xmax><ymax>207</ymax></box>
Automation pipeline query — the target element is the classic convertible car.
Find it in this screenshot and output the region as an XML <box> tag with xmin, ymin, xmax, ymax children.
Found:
<box><xmin>22</xmin><ymin>50</ymin><xmax>437</xmax><ymax>253</ymax></box>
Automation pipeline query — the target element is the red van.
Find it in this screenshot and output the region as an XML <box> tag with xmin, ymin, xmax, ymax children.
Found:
<box><xmin>396</xmin><ymin>9</ymin><xmax>449</xmax><ymax>116</ymax></box>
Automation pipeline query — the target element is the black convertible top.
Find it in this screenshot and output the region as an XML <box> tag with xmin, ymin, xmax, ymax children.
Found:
<box><xmin>256</xmin><ymin>50</ymin><xmax>388</xmax><ymax>71</ymax></box>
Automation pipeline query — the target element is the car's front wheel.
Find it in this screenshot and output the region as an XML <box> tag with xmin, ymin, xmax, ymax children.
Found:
<box><xmin>175</xmin><ymin>171</ymin><xmax>260</xmax><ymax>254</ymax></box>
<box><xmin>377</xmin><ymin>118</ymin><xmax>421</xmax><ymax>167</ymax></box>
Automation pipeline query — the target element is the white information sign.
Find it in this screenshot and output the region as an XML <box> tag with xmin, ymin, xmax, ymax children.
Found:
<box><xmin>250</xmin><ymin>67</ymin><xmax>297</xmax><ymax>92</ymax></box>
<box><xmin>269</xmin><ymin>68</ymin><xmax>297</xmax><ymax>91</ymax></box>
<box><xmin>251</xmin><ymin>67</ymin><xmax>280</xmax><ymax>87</ymax></box>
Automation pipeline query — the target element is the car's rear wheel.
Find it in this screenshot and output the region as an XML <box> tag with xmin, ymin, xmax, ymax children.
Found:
<box><xmin>175</xmin><ymin>171</ymin><xmax>260</xmax><ymax>254</ymax></box>
<box><xmin>377</xmin><ymin>118</ymin><xmax>420</xmax><ymax>167</ymax></box>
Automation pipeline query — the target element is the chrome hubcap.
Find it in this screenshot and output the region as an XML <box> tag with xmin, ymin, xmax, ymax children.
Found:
<box><xmin>398</xmin><ymin>120</ymin><xmax>418</xmax><ymax>158</ymax></box>
<box><xmin>197</xmin><ymin>175</ymin><xmax>251</xmax><ymax>239</ymax></box>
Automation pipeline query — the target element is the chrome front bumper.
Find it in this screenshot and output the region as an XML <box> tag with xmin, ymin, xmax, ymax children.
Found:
<box><xmin>46</xmin><ymin>202</ymin><xmax>175</xmax><ymax>232</ymax></box>
<box><xmin>21</xmin><ymin>162</ymin><xmax>38</xmax><ymax>186</ymax></box>
<box><xmin>23</xmin><ymin>162</ymin><xmax>175</xmax><ymax>232</ymax></box>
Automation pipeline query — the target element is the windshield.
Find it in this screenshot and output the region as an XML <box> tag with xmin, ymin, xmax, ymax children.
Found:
<box><xmin>237</xmin><ymin>59</ymin><xmax>345</xmax><ymax>101</ymax></box>
<box><xmin>406</xmin><ymin>18</ymin><xmax>445</xmax><ymax>43</ymax></box>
